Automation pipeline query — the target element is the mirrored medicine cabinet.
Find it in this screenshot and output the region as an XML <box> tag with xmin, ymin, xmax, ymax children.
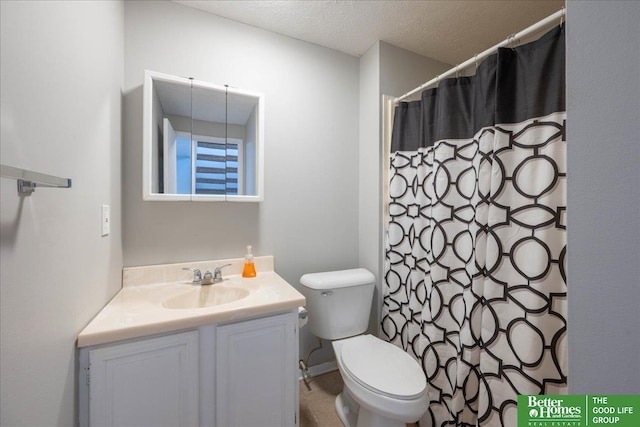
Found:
<box><xmin>143</xmin><ymin>70</ymin><xmax>264</xmax><ymax>202</ymax></box>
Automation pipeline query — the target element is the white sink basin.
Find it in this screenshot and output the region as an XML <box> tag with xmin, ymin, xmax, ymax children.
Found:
<box><xmin>163</xmin><ymin>286</ymin><xmax>250</xmax><ymax>309</ymax></box>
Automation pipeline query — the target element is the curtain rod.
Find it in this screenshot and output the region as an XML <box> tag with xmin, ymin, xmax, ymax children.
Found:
<box><xmin>394</xmin><ymin>8</ymin><xmax>565</xmax><ymax>103</ymax></box>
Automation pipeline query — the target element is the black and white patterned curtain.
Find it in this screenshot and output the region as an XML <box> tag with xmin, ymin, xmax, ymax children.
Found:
<box><xmin>382</xmin><ymin>26</ymin><xmax>567</xmax><ymax>427</ymax></box>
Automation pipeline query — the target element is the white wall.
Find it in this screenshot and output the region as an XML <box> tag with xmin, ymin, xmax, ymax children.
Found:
<box><xmin>358</xmin><ymin>41</ymin><xmax>382</xmax><ymax>335</ymax></box>
<box><xmin>379</xmin><ymin>41</ymin><xmax>452</xmax><ymax>100</ymax></box>
<box><xmin>0</xmin><ymin>1</ymin><xmax>124</xmax><ymax>425</ymax></box>
<box><xmin>123</xmin><ymin>1</ymin><xmax>360</xmax><ymax>366</ymax></box>
<box><xmin>566</xmin><ymin>0</ymin><xmax>640</xmax><ymax>393</ymax></box>
<box><xmin>358</xmin><ymin>41</ymin><xmax>450</xmax><ymax>333</ymax></box>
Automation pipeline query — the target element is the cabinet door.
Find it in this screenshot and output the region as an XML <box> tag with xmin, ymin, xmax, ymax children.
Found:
<box><xmin>216</xmin><ymin>312</ymin><xmax>298</xmax><ymax>427</ymax></box>
<box><xmin>89</xmin><ymin>330</ymin><xmax>199</xmax><ymax>427</ymax></box>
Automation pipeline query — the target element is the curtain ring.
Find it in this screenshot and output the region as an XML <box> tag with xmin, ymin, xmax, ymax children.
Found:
<box><xmin>508</xmin><ymin>33</ymin><xmax>519</xmax><ymax>50</ymax></box>
<box><xmin>474</xmin><ymin>54</ymin><xmax>479</xmax><ymax>70</ymax></box>
<box><xmin>455</xmin><ymin>65</ymin><xmax>460</xmax><ymax>79</ymax></box>
<box><xmin>560</xmin><ymin>6</ymin><xmax>565</xmax><ymax>27</ymax></box>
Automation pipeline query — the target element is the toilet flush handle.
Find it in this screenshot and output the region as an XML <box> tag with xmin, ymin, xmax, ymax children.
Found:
<box><xmin>321</xmin><ymin>291</ymin><xmax>333</xmax><ymax>297</ymax></box>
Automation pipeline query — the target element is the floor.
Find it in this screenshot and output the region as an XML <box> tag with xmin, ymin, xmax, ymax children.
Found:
<box><xmin>299</xmin><ymin>370</ymin><xmax>344</xmax><ymax>427</ymax></box>
<box><xmin>299</xmin><ymin>370</ymin><xmax>419</xmax><ymax>427</ymax></box>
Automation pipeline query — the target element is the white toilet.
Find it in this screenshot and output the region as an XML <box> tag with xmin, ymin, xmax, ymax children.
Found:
<box><xmin>300</xmin><ymin>268</ymin><xmax>428</xmax><ymax>427</ymax></box>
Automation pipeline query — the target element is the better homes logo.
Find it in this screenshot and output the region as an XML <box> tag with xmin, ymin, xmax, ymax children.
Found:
<box><xmin>518</xmin><ymin>395</ymin><xmax>585</xmax><ymax>426</ymax></box>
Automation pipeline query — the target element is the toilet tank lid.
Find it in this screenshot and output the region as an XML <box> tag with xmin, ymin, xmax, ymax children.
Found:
<box><xmin>300</xmin><ymin>268</ymin><xmax>375</xmax><ymax>290</ymax></box>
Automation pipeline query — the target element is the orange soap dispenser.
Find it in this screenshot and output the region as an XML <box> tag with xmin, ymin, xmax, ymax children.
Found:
<box><xmin>242</xmin><ymin>245</ymin><xmax>257</xmax><ymax>278</ymax></box>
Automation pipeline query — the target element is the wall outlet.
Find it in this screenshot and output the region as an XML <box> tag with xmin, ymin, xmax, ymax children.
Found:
<box><xmin>101</xmin><ymin>205</ymin><xmax>110</xmax><ymax>237</ymax></box>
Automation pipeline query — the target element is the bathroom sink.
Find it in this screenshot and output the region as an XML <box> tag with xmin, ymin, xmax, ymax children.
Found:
<box><xmin>163</xmin><ymin>286</ymin><xmax>249</xmax><ymax>309</ymax></box>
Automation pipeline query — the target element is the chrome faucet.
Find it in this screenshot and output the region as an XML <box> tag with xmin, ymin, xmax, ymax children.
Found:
<box><xmin>184</xmin><ymin>264</ymin><xmax>231</xmax><ymax>285</ymax></box>
<box><xmin>202</xmin><ymin>270</ymin><xmax>214</xmax><ymax>285</ymax></box>
<box><xmin>213</xmin><ymin>264</ymin><xmax>232</xmax><ymax>283</ymax></box>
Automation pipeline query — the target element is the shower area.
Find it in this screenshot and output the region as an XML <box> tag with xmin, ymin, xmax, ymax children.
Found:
<box><xmin>380</xmin><ymin>10</ymin><xmax>567</xmax><ymax>427</ymax></box>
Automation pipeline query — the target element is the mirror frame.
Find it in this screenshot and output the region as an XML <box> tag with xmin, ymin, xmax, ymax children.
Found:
<box><xmin>142</xmin><ymin>70</ymin><xmax>265</xmax><ymax>202</ymax></box>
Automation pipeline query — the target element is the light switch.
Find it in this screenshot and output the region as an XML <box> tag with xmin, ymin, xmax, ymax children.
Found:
<box><xmin>101</xmin><ymin>205</ymin><xmax>110</xmax><ymax>236</ymax></box>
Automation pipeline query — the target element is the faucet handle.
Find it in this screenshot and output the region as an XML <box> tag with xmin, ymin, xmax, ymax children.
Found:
<box><xmin>213</xmin><ymin>264</ymin><xmax>232</xmax><ymax>283</ymax></box>
<box><xmin>182</xmin><ymin>268</ymin><xmax>202</xmax><ymax>285</ymax></box>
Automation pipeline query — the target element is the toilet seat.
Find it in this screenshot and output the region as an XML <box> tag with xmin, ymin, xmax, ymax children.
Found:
<box><xmin>339</xmin><ymin>335</ymin><xmax>426</xmax><ymax>401</ymax></box>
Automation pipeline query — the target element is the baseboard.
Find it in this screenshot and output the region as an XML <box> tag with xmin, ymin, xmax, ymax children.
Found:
<box><xmin>299</xmin><ymin>359</ymin><xmax>338</xmax><ymax>380</ymax></box>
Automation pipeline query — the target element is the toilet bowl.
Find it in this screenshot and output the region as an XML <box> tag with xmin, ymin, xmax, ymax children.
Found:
<box><xmin>333</xmin><ymin>335</ymin><xmax>427</xmax><ymax>427</ymax></box>
<box><xmin>299</xmin><ymin>268</ymin><xmax>428</xmax><ymax>427</ymax></box>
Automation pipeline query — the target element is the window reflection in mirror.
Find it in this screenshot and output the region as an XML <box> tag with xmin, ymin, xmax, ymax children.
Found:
<box><xmin>143</xmin><ymin>71</ymin><xmax>264</xmax><ymax>202</ymax></box>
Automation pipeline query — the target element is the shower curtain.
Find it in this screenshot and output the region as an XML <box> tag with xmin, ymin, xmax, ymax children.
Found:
<box><xmin>382</xmin><ymin>26</ymin><xmax>567</xmax><ymax>427</ymax></box>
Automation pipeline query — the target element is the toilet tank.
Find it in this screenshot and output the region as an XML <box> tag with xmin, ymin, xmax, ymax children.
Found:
<box><xmin>299</xmin><ymin>268</ymin><xmax>375</xmax><ymax>340</ymax></box>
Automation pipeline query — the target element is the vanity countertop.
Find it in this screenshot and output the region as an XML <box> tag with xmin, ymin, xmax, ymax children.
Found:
<box><xmin>77</xmin><ymin>256</ymin><xmax>305</xmax><ymax>347</ymax></box>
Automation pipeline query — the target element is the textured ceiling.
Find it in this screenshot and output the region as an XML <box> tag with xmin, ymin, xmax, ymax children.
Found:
<box><xmin>173</xmin><ymin>0</ymin><xmax>564</xmax><ymax>65</ymax></box>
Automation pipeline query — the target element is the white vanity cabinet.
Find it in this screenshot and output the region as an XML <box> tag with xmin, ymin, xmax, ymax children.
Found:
<box><xmin>216</xmin><ymin>313</ymin><xmax>298</xmax><ymax>427</ymax></box>
<box><xmin>79</xmin><ymin>310</ymin><xmax>299</xmax><ymax>427</ymax></box>
<box><xmin>80</xmin><ymin>330</ymin><xmax>200</xmax><ymax>427</ymax></box>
